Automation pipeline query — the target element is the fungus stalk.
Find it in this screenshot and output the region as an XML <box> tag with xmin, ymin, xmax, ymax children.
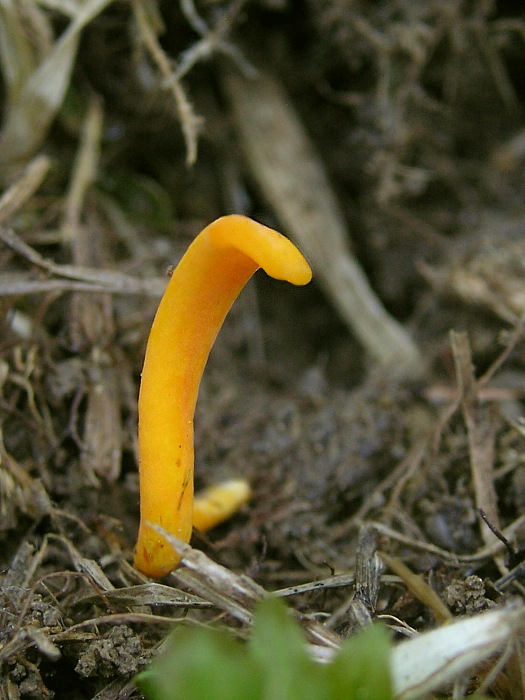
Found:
<box><xmin>135</xmin><ymin>215</ymin><xmax>312</xmax><ymax>577</ymax></box>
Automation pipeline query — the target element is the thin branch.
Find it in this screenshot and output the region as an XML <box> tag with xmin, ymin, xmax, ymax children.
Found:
<box><xmin>132</xmin><ymin>0</ymin><xmax>202</xmax><ymax>166</ymax></box>
<box><xmin>0</xmin><ymin>227</ymin><xmax>165</xmax><ymax>297</ymax></box>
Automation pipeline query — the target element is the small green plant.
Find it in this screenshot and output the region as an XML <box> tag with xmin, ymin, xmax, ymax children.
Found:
<box><xmin>136</xmin><ymin>598</ymin><xmax>393</xmax><ymax>700</ymax></box>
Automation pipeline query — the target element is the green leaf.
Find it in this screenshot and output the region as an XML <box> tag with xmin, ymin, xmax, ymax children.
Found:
<box><xmin>249</xmin><ymin>598</ymin><xmax>329</xmax><ymax>700</ymax></box>
<box><xmin>328</xmin><ymin>625</ymin><xmax>393</xmax><ymax>700</ymax></box>
<box><xmin>136</xmin><ymin>625</ymin><xmax>262</xmax><ymax>700</ymax></box>
<box><xmin>136</xmin><ymin>599</ymin><xmax>395</xmax><ymax>700</ymax></box>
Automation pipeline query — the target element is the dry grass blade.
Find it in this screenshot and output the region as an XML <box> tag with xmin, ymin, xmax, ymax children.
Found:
<box><xmin>450</xmin><ymin>331</ymin><xmax>501</xmax><ymax>551</ymax></box>
<box><xmin>157</xmin><ymin>526</ymin><xmax>342</xmax><ymax>649</ymax></box>
<box><xmin>62</xmin><ymin>95</ymin><xmax>104</xmax><ymax>244</ymax></box>
<box><xmin>379</xmin><ymin>551</ymin><xmax>452</xmax><ymax>624</ymax></box>
<box><xmin>391</xmin><ymin>604</ymin><xmax>525</xmax><ymax>700</ymax></box>
<box><xmin>50</xmin><ymin>612</ymin><xmax>181</xmax><ymax>639</ymax></box>
<box><xmin>58</xmin><ymin>95</ymin><xmax>126</xmax><ymax>483</ymax></box>
<box><xmin>0</xmin><ymin>625</ymin><xmax>61</xmax><ymax>666</ymax></box>
<box><xmin>168</xmin><ymin>536</ymin><xmax>267</xmax><ymax>626</ymax></box>
<box><xmin>70</xmin><ymin>583</ymin><xmax>211</xmax><ymax>609</ymax></box>
<box><xmin>223</xmin><ymin>68</ymin><xmax>423</xmax><ymax>379</ymax></box>
<box><xmin>273</xmin><ymin>573</ymin><xmax>356</xmax><ymax>598</ymax></box>
<box><xmin>0</xmin><ymin>227</ymin><xmax>166</xmax><ymax>297</ymax></box>
<box><xmin>0</xmin><ymin>275</ymin><xmax>154</xmax><ymax>296</ymax></box>
<box><xmin>0</xmin><ymin>0</ymin><xmax>113</xmax><ymax>176</ymax></box>
<box><xmin>0</xmin><ymin>154</ymin><xmax>50</xmax><ymax>225</ymax></box>
<box><xmin>371</xmin><ymin>514</ymin><xmax>525</xmax><ymax>564</ymax></box>
<box><xmin>0</xmin><ymin>0</ymin><xmax>41</xmax><ymax>99</ymax></box>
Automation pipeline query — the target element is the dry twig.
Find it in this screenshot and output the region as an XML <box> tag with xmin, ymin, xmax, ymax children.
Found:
<box><xmin>158</xmin><ymin>526</ymin><xmax>342</xmax><ymax>650</ymax></box>
<box><xmin>0</xmin><ymin>226</ymin><xmax>166</xmax><ymax>297</ymax></box>
<box><xmin>132</xmin><ymin>0</ymin><xmax>202</xmax><ymax>166</ymax></box>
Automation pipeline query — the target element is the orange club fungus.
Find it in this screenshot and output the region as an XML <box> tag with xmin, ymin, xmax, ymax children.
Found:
<box><xmin>134</xmin><ymin>215</ymin><xmax>312</xmax><ymax>577</ymax></box>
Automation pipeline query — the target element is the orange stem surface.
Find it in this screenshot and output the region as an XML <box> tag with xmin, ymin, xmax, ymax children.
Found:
<box><xmin>134</xmin><ymin>215</ymin><xmax>312</xmax><ymax>577</ymax></box>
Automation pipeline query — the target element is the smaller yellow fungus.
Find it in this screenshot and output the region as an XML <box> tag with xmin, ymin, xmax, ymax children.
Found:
<box><xmin>134</xmin><ymin>215</ymin><xmax>312</xmax><ymax>577</ymax></box>
<box><xmin>192</xmin><ymin>479</ymin><xmax>252</xmax><ymax>533</ymax></box>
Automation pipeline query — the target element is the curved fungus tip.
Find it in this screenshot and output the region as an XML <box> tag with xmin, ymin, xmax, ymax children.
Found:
<box><xmin>208</xmin><ymin>215</ymin><xmax>313</xmax><ymax>285</ymax></box>
<box><xmin>134</xmin><ymin>215</ymin><xmax>312</xmax><ymax>577</ymax></box>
